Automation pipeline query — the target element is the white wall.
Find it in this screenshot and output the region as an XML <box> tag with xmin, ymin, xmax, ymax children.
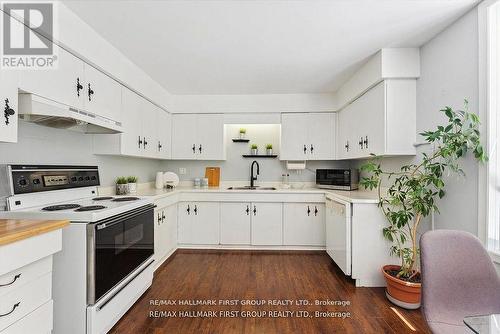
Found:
<box><xmin>0</xmin><ymin>122</ymin><xmax>162</xmax><ymax>186</ymax></box>
<box><xmin>162</xmin><ymin>124</ymin><xmax>348</xmax><ymax>182</ymax></box>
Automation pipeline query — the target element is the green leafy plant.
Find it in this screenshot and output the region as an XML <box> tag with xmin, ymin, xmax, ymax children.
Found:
<box><xmin>266</xmin><ymin>144</ymin><xmax>273</xmax><ymax>149</ymax></box>
<box><xmin>239</xmin><ymin>128</ymin><xmax>247</xmax><ymax>134</ymax></box>
<box><xmin>127</xmin><ymin>176</ymin><xmax>138</xmax><ymax>183</ymax></box>
<box><xmin>250</xmin><ymin>144</ymin><xmax>258</xmax><ymax>149</ymax></box>
<box><xmin>360</xmin><ymin>101</ymin><xmax>487</xmax><ymax>281</ymax></box>
<box><xmin>116</xmin><ymin>176</ymin><xmax>128</xmax><ymax>184</ymax></box>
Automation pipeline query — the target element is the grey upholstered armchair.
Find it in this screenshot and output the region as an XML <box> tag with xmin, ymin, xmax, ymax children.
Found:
<box><xmin>420</xmin><ymin>230</ymin><xmax>500</xmax><ymax>333</ymax></box>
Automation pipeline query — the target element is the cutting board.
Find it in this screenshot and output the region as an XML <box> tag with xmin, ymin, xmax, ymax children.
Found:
<box><xmin>205</xmin><ymin>167</ymin><xmax>220</xmax><ymax>187</ymax></box>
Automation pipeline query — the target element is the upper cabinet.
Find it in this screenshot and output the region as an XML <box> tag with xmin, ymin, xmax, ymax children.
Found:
<box><xmin>83</xmin><ymin>64</ymin><xmax>122</xmax><ymax>123</ymax></box>
<box><xmin>93</xmin><ymin>87</ymin><xmax>171</xmax><ymax>159</ymax></box>
<box><xmin>337</xmin><ymin>80</ymin><xmax>416</xmax><ymax>160</ymax></box>
<box><xmin>0</xmin><ymin>71</ymin><xmax>19</xmax><ymax>143</ymax></box>
<box><xmin>280</xmin><ymin>113</ymin><xmax>336</xmax><ymax>160</ymax></box>
<box><xmin>171</xmin><ymin>114</ymin><xmax>225</xmax><ymax>160</ymax></box>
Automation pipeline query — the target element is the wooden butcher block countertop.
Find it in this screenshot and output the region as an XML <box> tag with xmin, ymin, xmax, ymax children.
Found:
<box><xmin>0</xmin><ymin>219</ymin><xmax>69</xmax><ymax>246</ymax></box>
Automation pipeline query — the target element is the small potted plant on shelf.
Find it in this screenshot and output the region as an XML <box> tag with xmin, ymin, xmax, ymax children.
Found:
<box><xmin>239</xmin><ymin>128</ymin><xmax>247</xmax><ymax>139</ymax></box>
<box><xmin>266</xmin><ymin>144</ymin><xmax>273</xmax><ymax>155</ymax></box>
<box><xmin>127</xmin><ymin>176</ymin><xmax>138</xmax><ymax>194</ymax></box>
<box><xmin>360</xmin><ymin>101</ymin><xmax>487</xmax><ymax>309</ymax></box>
<box><xmin>116</xmin><ymin>176</ymin><xmax>129</xmax><ymax>195</ymax></box>
<box><xmin>250</xmin><ymin>144</ymin><xmax>258</xmax><ymax>155</ymax></box>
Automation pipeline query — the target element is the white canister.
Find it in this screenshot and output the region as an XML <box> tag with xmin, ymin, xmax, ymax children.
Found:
<box><xmin>155</xmin><ymin>172</ymin><xmax>164</xmax><ymax>189</ymax></box>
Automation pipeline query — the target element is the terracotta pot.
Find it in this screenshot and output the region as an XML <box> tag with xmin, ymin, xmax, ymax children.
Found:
<box><xmin>382</xmin><ymin>265</ymin><xmax>421</xmax><ymax>309</ymax></box>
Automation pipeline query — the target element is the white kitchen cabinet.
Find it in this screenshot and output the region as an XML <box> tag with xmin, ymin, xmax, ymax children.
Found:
<box><xmin>154</xmin><ymin>204</ymin><xmax>177</xmax><ymax>269</ymax></box>
<box><xmin>156</xmin><ymin>107</ymin><xmax>172</xmax><ymax>159</ymax></box>
<box><xmin>283</xmin><ymin>203</ymin><xmax>325</xmax><ymax>246</ymax></box>
<box><xmin>280</xmin><ymin>113</ymin><xmax>335</xmax><ymax>160</ymax></box>
<box><xmin>18</xmin><ymin>42</ymin><xmax>86</xmax><ymax>110</ymax></box>
<box><xmin>171</xmin><ymin>114</ymin><xmax>225</xmax><ymax>160</ymax></box>
<box><xmin>337</xmin><ymin>80</ymin><xmax>416</xmax><ymax>160</ymax></box>
<box><xmin>83</xmin><ymin>64</ymin><xmax>122</xmax><ymax>123</ymax></box>
<box><xmin>178</xmin><ymin>202</ymin><xmax>220</xmax><ymax>245</ymax></box>
<box><xmin>251</xmin><ymin>203</ymin><xmax>283</xmax><ymax>246</ymax></box>
<box><xmin>0</xmin><ymin>70</ymin><xmax>18</xmax><ymax>143</ymax></box>
<box><xmin>220</xmin><ymin>203</ymin><xmax>251</xmax><ymax>245</ymax></box>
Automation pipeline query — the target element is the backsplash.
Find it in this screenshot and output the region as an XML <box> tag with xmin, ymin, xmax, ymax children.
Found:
<box><xmin>162</xmin><ymin>124</ymin><xmax>349</xmax><ymax>183</ymax></box>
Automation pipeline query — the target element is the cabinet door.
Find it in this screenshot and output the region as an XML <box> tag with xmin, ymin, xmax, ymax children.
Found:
<box><xmin>308</xmin><ymin>113</ymin><xmax>335</xmax><ymax>160</ymax></box>
<box><xmin>283</xmin><ymin>203</ymin><xmax>325</xmax><ymax>246</ymax></box>
<box><xmin>83</xmin><ymin>64</ymin><xmax>121</xmax><ymax>122</ymax></box>
<box><xmin>191</xmin><ymin>202</ymin><xmax>220</xmax><ymax>245</ymax></box>
<box><xmin>177</xmin><ymin>202</ymin><xmax>193</xmax><ymax>244</ymax></box>
<box><xmin>356</xmin><ymin>81</ymin><xmax>385</xmax><ymax>157</ymax></box>
<box><xmin>336</xmin><ymin>109</ymin><xmax>350</xmax><ymax>159</ymax></box>
<box><xmin>197</xmin><ymin>114</ymin><xmax>225</xmax><ymax>160</ymax></box>
<box><xmin>154</xmin><ymin>208</ymin><xmax>166</xmax><ymax>263</ymax></box>
<box><xmin>120</xmin><ymin>88</ymin><xmax>143</xmax><ymax>157</ymax></box>
<box><xmin>18</xmin><ymin>43</ymin><xmax>85</xmax><ymax>109</ymax></box>
<box><xmin>171</xmin><ymin>114</ymin><xmax>197</xmax><ymax>159</ymax></box>
<box><xmin>0</xmin><ymin>71</ymin><xmax>18</xmax><ymax>143</ymax></box>
<box><xmin>280</xmin><ymin>113</ymin><xmax>309</xmax><ymax>160</ymax></box>
<box><xmin>164</xmin><ymin>204</ymin><xmax>178</xmax><ymax>252</ymax></box>
<box><xmin>141</xmin><ymin>100</ymin><xmax>158</xmax><ymax>158</ymax></box>
<box><xmin>220</xmin><ymin>203</ymin><xmax>251</xmax><ymax>245</ymax></box>
<box><xmin>156</xmin><ymin>108</ymin><xmax>171</xmax><ymax>159</ymax></box>
<box><xmin>251</xmin><ymin>203</ymin><xmax>282</xmax><ymax>246</ymax></box>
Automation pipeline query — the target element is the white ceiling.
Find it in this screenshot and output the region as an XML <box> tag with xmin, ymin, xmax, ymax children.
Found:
<box><xmin>64</xmin><ymin>0</ymin><xmax>479</xmax><ymax>95</ymax></box>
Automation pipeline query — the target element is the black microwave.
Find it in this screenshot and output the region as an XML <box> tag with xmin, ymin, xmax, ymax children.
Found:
<box><xmin>316</xmin><ymin>169</ymin><xmax>359</xmax><ymax>191</ymax></box>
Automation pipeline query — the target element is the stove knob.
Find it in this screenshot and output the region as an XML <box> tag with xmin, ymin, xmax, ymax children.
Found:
<box><xmin>90</xmin><ymin>176</ymin><xmax>96</xmax><ymax>180</ymax></box>
<box><xmin>78</xmin><ymin>177</ymin><xmax>84</xmax><ymax>181</ymax></box>
<box><xmin>84</xmin><ymin>176</ymin><xmax>90</xmax><ymax>181</ymax></box>
<box><xmin>18</xmin><ymin>178</ymin><xmax>28</xmax><ymax>186</ymax></box>
<box><xmin>33</xmin><ymin>178</ymin><xmax>41</xmax><ymax>185</ymax></box>
<box><xmin>71</xmin><ymin>176</ymin><xmax>77</xmax><ymax>182</ymax></box>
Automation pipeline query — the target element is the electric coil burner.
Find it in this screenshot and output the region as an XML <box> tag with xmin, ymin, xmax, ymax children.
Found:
<box><xmin>42</xmin><ymin>204</ymin><xmax>82</xmax><ymax>211</ymax></box>
<box><xmin>92</xmin><ymin>197</ymin><xmax>114</xmax><ymax>201</ymax></box>
<box><xmin>75</xmin><ymin>205</ymin><xmax>106</xmax><ymax>212</ymax></box>
<box><xmin>112</xmin><ymin>197</ymin><xmax>140</xmax><ymax>202</ymax></box>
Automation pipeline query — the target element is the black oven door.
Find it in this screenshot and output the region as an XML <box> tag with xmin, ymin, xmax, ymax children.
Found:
<box><xmin>87</xmin><ymin>204</ymin><xmax>154</xmax><ymax>305</ymax></box>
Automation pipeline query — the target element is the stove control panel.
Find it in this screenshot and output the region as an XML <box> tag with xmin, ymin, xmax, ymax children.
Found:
<box><xmin>7</xmin><ymin>165</ymin><xmax>100</xmax><ymax>195</ymax></box>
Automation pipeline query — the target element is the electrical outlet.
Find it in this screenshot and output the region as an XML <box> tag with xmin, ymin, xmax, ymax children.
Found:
<box><xmin>179</xmin><ymin>168</ymin><xmax>187</xmax><ymax>175</ymax></box>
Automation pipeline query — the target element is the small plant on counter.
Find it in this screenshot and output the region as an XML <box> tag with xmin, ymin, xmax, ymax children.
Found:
<box><xmin>266</xmin><ymin>144</ymin><xmax>273</xmax><ymax>155</ymax></box>
<box><xmin>116</xmin><ymin>176</ymin><xmax>129</xmax><ymax>195</ymax></box>
<box><xmin>250</xmin><ymin>144</ymin><xmax>258</xmax><ymax>155</ymax></box>
<box><xmin>359</xmin><ymin>101</ymin><xmax>487</xmax><ymax>309</ymax></box>
<box><xmin>239</xmin><ymin>128</ymin><xmax>247</xmax><ymax>139</ymax></box>
<box><xmin>127</xmin><ymin>176</ymin><xmax>138</xmax><ymax>194</ymax></box>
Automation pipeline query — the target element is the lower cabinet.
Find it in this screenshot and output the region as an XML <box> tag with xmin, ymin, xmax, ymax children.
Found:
<box><xmin>154</xmin><ymin>204</ymin><xmax>177</xmax><ymax>268</ymax></box>
<box><xmin>250</xmin><ymin>203</ymin><xmax>283</xmax><ymax>246</ymax></box>
<box><xmin>283</xmin><ymin>203</ymin><xmax>325</xmax><ymax>246</ymax></box>
<box><xmin>178</xmin><ymin>202</ymin><xmax>220</xmax><ymax>245</ymax></box>
<box><xmin>220</xmin><ymin>203</ymin><xmax>251</xmax><ymax>245</ymax></box>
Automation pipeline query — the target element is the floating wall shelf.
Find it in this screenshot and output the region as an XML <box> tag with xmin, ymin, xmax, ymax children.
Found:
<box><xmin>242</xmin><ymin>154</ymin><xmax>278</xmax><ymax>158</ymax></box>
<box><xmin>232</xmin><ymin>139</ymin><xmax>250</xmax><ymax>142</ymax></box>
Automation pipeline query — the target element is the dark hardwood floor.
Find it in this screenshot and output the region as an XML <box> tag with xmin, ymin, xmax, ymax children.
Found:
<box><xmin>109</xmin><ymin>250</ymin><xmax>430</xmax><ymax>334</ymax></box>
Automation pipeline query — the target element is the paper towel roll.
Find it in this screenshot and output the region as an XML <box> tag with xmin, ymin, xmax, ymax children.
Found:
<box><xmin>155</xmin><ymin>172</ymin><xmax>164</xmax><ymax>189</ymax></box>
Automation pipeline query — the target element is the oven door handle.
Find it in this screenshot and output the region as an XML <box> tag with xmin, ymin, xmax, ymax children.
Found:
<box><xmin>95</xmin><ymin>204</ymin><xmax>154</xmax><ymax>230</ymax></box>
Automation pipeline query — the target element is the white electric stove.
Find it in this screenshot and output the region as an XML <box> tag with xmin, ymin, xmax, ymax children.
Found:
<box><xmin>0</xmin><ymin>165</ymin><xmax>155</xmax><ymax>334</ymax></box>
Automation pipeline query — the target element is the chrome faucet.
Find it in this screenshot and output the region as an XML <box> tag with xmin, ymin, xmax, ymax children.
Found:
<box><xmin>250</xmin><ymin>160</ymin><xmax>260</xmax><ymax>188</ymax></box>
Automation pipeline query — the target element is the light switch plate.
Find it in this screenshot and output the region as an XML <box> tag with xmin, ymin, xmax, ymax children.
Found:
<box><xmin>179</xmin><ymin>168</ymin><xmax>187</xmax><ymax>175</ymax></box>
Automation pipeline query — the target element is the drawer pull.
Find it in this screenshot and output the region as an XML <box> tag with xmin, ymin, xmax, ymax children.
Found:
<box><xmin>0</xmin><ymin>273</ymin><xmax>21</xmax><ymax>287</ymax></box>
<box><xmin>0</xmin><ymin>302</ymin><xmax>20</xmax><ymax>317</ymax></box>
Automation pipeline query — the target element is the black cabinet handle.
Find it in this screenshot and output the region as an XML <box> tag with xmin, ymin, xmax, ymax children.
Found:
<box><xmin>76</xmin><ymin>78</ymin><xmax>83</xmax><ymax>97</ymax></box>
<box><xmin>363</xmin><ymin>136</ymin><xmax>369</xmax><ymax>149</ymax></box>
<box><xmin>359</xmin><ymin>137</ymin><xmax>364</xmax><ymax>149</ymax></box>
<box><xmin>192</xmin><ymin>144</ymin><xmax>196</xmax><ymax>154</ymax></box>
<box><xmin>253</xmin><ymin>205</ymin><xmax>257</xmax><ymax>216</ymax></box>
<box><xmin>310</xmin><ymin>144</ymin><xmax>314</xmax><ymax>154</ymax></box>
<box><xmin>0</xmin><ymin>302</ymin><xmax>20</xmax><ymax>317</ymax></box>
<box><xmin>198</xmin><ymin>144</ymin><xmax>202</xmax><ymax>154</ymax></box>
<box><xmin>138</xmin><ymin>136</ymin><xmax>143</xmax><ymax>148</ymax></box>
<box><xmin>303</xmin><ymin>145</ymin><xmax>307</xmax><ymax>154</ymax></box>
<box><xmin>345</xmin><ymin>141</ymin><xmax>349</xmax><ymax>152</ymax></box>
<box><xmin>143</xmin><ymin>137</ymin><xmax>147</xmax><ymax>149</ymax></box>
<box><xmin>158</xmin><ymin>141</ymin><xmax>162</xmax><ymax>151</ymax></box>
<box><xmin>0</xmin><ymin>274</ymin><xmax>21</xmax><ymax>287</ymax></box>
<box><xmin>4</xmin><ymin>99</ymin><xmax>15</xmax><ymax>125</ymax></box>
<box><xmin>194</xmin><ymin>205</ymin><xmax>198</xmax><ymax>215</ymax></box>
<box><xmin>314</xmin><ymin>206</ymin><xmax>318</xmax><ymax>216</ymax></box>
<box><xmin>162</xmin><ymin>213</ymin><xmax>166</xmax><ymax>222</ymax></box>
<box><xmin>186</xmin><ymin>204</ymin><xmax>190</xmax><ymax>215</ymax></box>
<box><xmin>307</xmin><ymin>206</ymin><xmax>311</xmax><ymax>216</ymax></box>
<box><xmin>157</xmin><ymin>213</ymin><xmax>162</xmax><ymax>225</ymax></box>
<box><xmin>245</xmin><ymin>205</ymin><xmax>250</xmax><ymax>215</ymax></box>
<box><xmin>88</xmin><ymin>83</ymin><xmax>94</xmax><ymax>101</ymax></box>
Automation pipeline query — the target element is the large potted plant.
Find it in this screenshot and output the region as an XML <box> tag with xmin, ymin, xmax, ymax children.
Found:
<box><xmin>360</xmin><ymin>102</ymin><xmax>487</xmax><ymax>309</ymax></box>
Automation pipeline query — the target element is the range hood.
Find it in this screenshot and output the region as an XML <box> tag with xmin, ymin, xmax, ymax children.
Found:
<box><xmin>18</xmin><ymin>93</ymin><xmax>123</xmax><ymax>134</ymax></box>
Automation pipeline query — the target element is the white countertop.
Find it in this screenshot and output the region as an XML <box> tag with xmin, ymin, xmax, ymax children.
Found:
<box><xmin>117</xmin><ymin>184</ymin><xmax>381</xmax><ymax>204</ymax></box>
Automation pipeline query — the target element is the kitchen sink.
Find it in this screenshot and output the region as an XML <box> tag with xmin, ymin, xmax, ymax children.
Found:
<box><xmin>227</xmin><ymin>186</ymin><xmax>277</xmax><ymax>190</ymax></box>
